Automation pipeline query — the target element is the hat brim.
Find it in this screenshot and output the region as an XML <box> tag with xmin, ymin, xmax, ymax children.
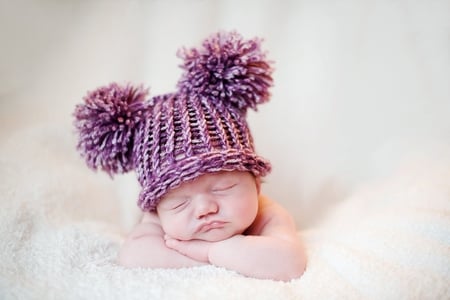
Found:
<box><xmin>138</xmin><ymin>149</ymin><xmax>271</xmax><ymax>211</ymax></box>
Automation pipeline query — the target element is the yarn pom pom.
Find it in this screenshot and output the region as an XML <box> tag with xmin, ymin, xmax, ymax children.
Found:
<box><xmin>74</xmin><ymin>83</ymin><xmax>149</xmax><ymax>175</ymax></box>
<box><xmin>177</xmin><ymin>31</ymin><xmax>273</xmax><ymax>111</ymax></box>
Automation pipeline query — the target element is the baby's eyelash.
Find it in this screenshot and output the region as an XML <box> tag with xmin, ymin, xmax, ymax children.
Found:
<box><xmin>171</xmin><ymin>200</ymin><xmax>188</xmax><ymax>210</ymax></box>
<box><xmin>212</xmin><ymin>183</ymin><xmax>237</xmax><ymax>192</ymax></box>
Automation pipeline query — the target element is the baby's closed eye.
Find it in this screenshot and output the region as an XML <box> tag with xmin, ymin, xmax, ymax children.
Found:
<box><xmin>159</xmin><ymin>197</ymin><xmax>190</xmax><ymax>211</ymax></box>
<box><xmin>211</xmin><ymin>183</ymin><xmax>237</xmax><ymax>193</ymax></box>
<box><xmin>170</xmin><ymin>199</ymin><xmax>190</xmax><ymax>210</ymax></box>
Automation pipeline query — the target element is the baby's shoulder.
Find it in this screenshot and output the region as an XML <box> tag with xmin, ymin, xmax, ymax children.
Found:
<box><xmin>141</xmin><ymin>211</ymin><xmax>160</xmax><ymax>224</ymax></box>
<box><xmin>245</xmin><ymin>196</ymin><xmax>288</xmax><ymax>234</ymax></box>
<box><xmin>126</xmin><ymin>212</ymin><xmax>163</xmax><ymax>240</ymax></box>
<box><xmin>250</xmin><ymin>195</ymin><xmax>297</xmax><ymax>236</ymax></box>
<box><xmin>258</xmin><ymin>195</ymin><xmax>290</xmax><ymax>219</ymax></box>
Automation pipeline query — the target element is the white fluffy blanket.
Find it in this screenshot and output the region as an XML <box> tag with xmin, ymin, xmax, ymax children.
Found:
<box><xmin>1</xmin><ymin>125</ymin><xmax>449</xmax><ymax>300</ymax></box>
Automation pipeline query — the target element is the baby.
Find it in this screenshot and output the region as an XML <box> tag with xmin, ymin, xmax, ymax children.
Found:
<box><xmin>73</xmin><ymin>31</ymin><xmax>306</xmax><ymax>281</ymax></box>
<box><xmin>120</xmin><ymin>171</ymin><xmax>305</xmax><ymax>281</ymax></box>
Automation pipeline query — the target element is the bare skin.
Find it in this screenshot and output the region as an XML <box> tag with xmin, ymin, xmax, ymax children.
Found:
<box><xmin>118</xmin><ymin>171</ymin><xmax>306</xmax><ymax>281</ymax></box>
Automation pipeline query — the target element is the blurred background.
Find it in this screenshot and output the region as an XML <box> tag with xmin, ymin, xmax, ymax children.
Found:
<box><xmin>1</xmin><ymin>0</ymin><xmax>449</xmax><ymax>228</ymax></box>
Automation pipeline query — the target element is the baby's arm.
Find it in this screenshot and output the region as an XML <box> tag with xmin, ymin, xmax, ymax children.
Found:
<box><xmin>118</xmin><ymin>212</ymin><xmax>205</xmax><ymax>268</ymax></box>
<box><xmin>165</xmin><ymin>197</ymin><xmax>306</xmax><ymax>281</ymax></box>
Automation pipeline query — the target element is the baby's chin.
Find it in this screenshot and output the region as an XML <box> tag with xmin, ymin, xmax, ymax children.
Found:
<box><xmin>171</xmin><ymin>224</ymin><xmax>248</xmax><ymax>242</ymax></box>
<box><xmin>195</xmin><ymin>227</ymin><xmax>246</xmax><ymax>242</ymax></box>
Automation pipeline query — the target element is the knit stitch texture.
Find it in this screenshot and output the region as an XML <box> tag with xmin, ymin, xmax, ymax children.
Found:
<box><xmin>74</xmin><ymin>31</ymin><xmax>273</xmax><ymax>211</ymax></box>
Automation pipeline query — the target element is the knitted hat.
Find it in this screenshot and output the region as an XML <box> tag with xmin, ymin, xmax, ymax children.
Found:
<box><xmin>74</xmin><ymin>31</ymin><xmax>273</xmax><ymax>211</ymax></box>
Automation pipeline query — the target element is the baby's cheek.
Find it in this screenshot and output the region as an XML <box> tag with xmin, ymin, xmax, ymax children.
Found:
<box><xmin>164</xmin><ymin>220</ymin><xmax>193</xmax><ymax>240</ymax></box>
<box><xmin>238</xmin><ymin>201</ymin><xmax>259</xmax><ymax>225</ymax></box>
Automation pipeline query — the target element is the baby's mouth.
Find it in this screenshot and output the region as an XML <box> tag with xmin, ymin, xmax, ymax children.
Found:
<box><xmin>196</xmin><ymin>221</ymin><xmax>227</xmax><ymax>233</ymax></box>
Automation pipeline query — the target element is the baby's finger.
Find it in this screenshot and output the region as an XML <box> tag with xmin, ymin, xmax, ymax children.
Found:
<box><xmin>165</xmin><ymin>239</ymin><xmax>189</xmax><ymax>256</ymax></box>
<box><xmin>165</xmin><ymin>238</ymin><xmax>177</xmax><ymax>248</ymax></box>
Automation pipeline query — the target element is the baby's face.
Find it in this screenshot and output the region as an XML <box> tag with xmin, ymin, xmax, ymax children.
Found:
<box><xmin>156</xmin><ymin>171</ymin><xmax>259</xmax><ymax>242</ymax></box>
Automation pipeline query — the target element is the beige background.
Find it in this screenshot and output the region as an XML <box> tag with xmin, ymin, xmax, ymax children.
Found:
<box><xmin>1</xmin><ymin>0</ymin><xmax>449</xmax><ymax>228</ymax></box>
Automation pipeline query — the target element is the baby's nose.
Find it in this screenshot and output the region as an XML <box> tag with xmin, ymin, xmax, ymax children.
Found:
<box><xmin>195</xmin><ymin>196</ymin><xmax>219</xmax><ymax>219</ymax></box>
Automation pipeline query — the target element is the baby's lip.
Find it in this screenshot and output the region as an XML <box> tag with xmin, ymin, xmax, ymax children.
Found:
<box><xmin>196</xmin><ymin>221</ymin><xmax>227</xmax><ymax>233</ymax></box>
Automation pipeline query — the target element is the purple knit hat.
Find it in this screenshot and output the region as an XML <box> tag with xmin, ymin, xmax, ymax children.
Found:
<box><xmin>74</xmin><ymin>31</ymin><xmax>273</xmax><ymax>211</ymax></box>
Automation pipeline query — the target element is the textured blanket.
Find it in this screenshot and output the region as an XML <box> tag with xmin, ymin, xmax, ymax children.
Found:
<box><xmin>1</xmin><ymin>125</ymin><xmax>449</xmax><ymax>300</ymax></box>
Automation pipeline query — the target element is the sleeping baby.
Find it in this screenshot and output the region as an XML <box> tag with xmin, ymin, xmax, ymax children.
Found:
<box><xmin>73</xmin><ymin>31</ymin><xmax>306</xmax><ymax>281</ymax></box>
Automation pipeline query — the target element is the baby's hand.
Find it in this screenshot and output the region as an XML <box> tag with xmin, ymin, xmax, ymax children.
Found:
<box><xmin>164</xmin><ymin>235</ymin><xmax>211</xmax><ymax>263</ymax></box>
